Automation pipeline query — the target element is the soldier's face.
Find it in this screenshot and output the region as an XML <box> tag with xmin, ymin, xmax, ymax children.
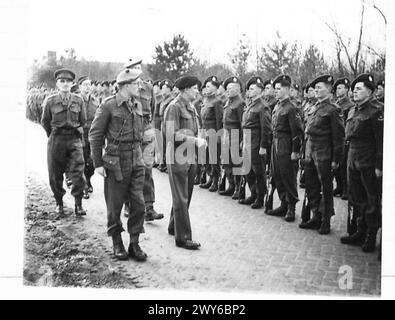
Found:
<box><xmin>205</xmin><ymin>82</ymin><xmax>217</xmax><ymax>95</ymax></box>
<box><xmin>274</xmin><ymin>83</ymin><xmax>288</xmax><ymax>100</ymax></box>
<box><xmin>185</xmin><ymin>85</ymin><xmax>199</xmax><ymax>101</ymax></box>
<box><xmin>79</xmin><ymin>79</ymin><xmax>92</xmax><ymax>95</ymax></box>
<box><xmin>307</xmin><ymin>87</ymin><xmax>315</xmax><ymax>99</ymax></box>
<box><xmin>353</xmin><ymin>82</ymin><xmax>371</xmax><ymax>102</ymax></box>
<box><xmin>290</xmin><ymin>87</ymin><xmax>296</xmax><ymax>97</ymax></box>
<box><xmin>56</xmin><ymin>79</ymin><xmax>72</xmax><ymax>92</ymax></box>
<box><xmin>264</xmin><ymin>84</ymin><xmax>273</xmax><ymax>96</ymax></box>
<box><xmin>336</xmin><ymin>84</ymin><xmax>348</xmax><ymax>98</ymax></box>
<box><xmin>376</xmin><ymin>85</ymin><xmax>384</xmax><ymax>98</ymax></box>
<box><xmin>126</xmin><ymin>81</ymin><xmax>140</xmax><ymax>97</ymax></box>
<box><xmin>161</xmin><ymin>85</ymin><xmax>171</xmax><ymax>96</ymax></box>
<box><xmin>248</xmin><ymin>84</ymin><xmax>262</xmax><ymax>99</ymax></box>
<box><xmin>227</xmin><ymin>83</ymin><xmax>241</xmax><ymax>98</ymax></box>
<box><xmin>314</xmin><ymin>82</ymin><xmax>331</xmax><ymax>100</ymax></box>
<box><xmin>153</xmin><ymin>85</ymin><xmax>160</xmax><ymax>95</ymax></box>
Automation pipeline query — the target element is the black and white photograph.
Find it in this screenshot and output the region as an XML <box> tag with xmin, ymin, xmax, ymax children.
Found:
<box><xmin>1</xmin><ymin>0</ymin><xmax>395</xmax><ymax>302</ymax></box>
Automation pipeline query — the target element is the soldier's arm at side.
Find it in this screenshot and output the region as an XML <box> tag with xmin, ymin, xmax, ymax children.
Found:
<box><xmin>288</xmin><ymin>106</ymin><xmax>303</xmax><ymax>154</ymax></box>
<box><xmin>215</xmin><ymin>100</ymin><xmax>224</xmax><ymax>131</ymax></box>
<box><xmin>88</xmin><ymin>103</ymin><xmax>111</xmax><ymax>168</ymax></box>
<box><xmin>40</xmin><ymin>96</ymin><xmax>52</xmax><ymax>137</ymax></box>
<box><xmin>259</xmin><ymin>107</ymin><xmax>272</xmax><ymax>150</ymax></box>
<box><xmin>330</xmin><ymin>107</ymin><xmax>345</xmax><ymax>165</ymax></box>
<box><xmin>372</xmin><ymin>109</ymin><xmax>384</xmax><ymax>173</ymax></box>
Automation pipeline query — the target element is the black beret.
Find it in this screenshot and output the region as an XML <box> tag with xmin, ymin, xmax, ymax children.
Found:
<box><xmin>333</xmin><ymin>77</ymin><xmax>350</xmax><ymax>90</ymax></box>
<box><xmin>54</xmin><ymin>68</ymin><xmax>75</xmax><ymax>81</ymax></box>
<box><xmin>153</xmin><ymin>80</ymin><xmax>161</xmax><ymax>87</ymax></box>
<box><xmin>77</xmin><ymin>76</ymin><xmax>90</xmax><ymax>85</ymax></box>
<box><xmin>203</xmin><ymin>75</ymin><xmax>220</xmax><ymax>88</ymax></box>
<box><xmin>174</xmin><ymin>76</ymin><xmax>201</xmax><ymax>90</ymax></box>
<box><xmin>246</xmin><ymin>76</ymin><xmax>265</xmax><ymax>90</ymax></box>
<box><xmin>263</xmin><ymin>79</ymin><xmax>274</xmax><ymax>88</ymax></box>
<box><xmin>310</xmin><ymin>74</ymin><xmax>334</xmax><ymax>88</ymax></box>
<box><xmin>145</xmin><ymin>79</ymin><xmax>153</xmax><ymax>85</ymax></box>
<box><xmin>377</xmin><ymin>79</ymin><xmax>385</xmax><ymax>88</ymax></box>
<box><xmin>223</xmin><ymin>76</ymin><xmax>243</xmax><ymax>91</ymax></box>
<box><xmin>160</xmin><ymin>79</ymin><xmax>174</xmax><ymax>90</ymax></box>
<box><xmin>273</xmin><ymin>74</ymin><xmax>292</xmax><ymax>87</ymax></box>
<box><xmin>102</xmin><ymin>81</ymin><xmax>110</xmax><ymax>87</ymax></box>
<box><xmin>351</xmin><ymin>73</ymin><xmax>375</xmax><ymax>92</ymax></box>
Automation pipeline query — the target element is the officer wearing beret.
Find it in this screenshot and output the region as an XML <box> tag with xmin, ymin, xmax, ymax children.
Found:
<box><xmin>157</xmin><ymin>79</ymin><xmax>175</xmax><ymax>173</ymax></box>
<box><xmin>239</xmin><ymin>76</ymin><xmax>272</xmax><ymax>208</ymax></box>
<box><xmin>302</xmin><ymin>83</ymin><xmax>317</xmax><ymax>124</ymax></box>
<box><xmin>123</xmin><ymin>59</ymin><xmax>164</xmax><ymax>222</ymax></box>
<box><xmin>375</xmin><ymin>79</ymin><xmax>385</xmax><ymax>104</ymax></box>
<box><xmin>266</xmin><ymin>75</ymin><xmax>303</xmax><ymax>221</ymax></box>
<box><xmin>333</xmin><ymin>77</ymin><xmax>354</xmax><ymax>200</ymax></box>
<box><xmin>299</xmin><ymin>75</ymin><xmax>344</xmax><ymax>234</ymax></box>
<box><xmin>78</xmin><ymin>76</ymin><xmax>100</xmax><ymax>199</ymax></box>
<box><xmin>219</xmin><ymin>76</ymin><xmax>246</xmax><ymax>199</ymax></box>
<box><xmin>41</xmin><ymin>68</ymin><xmax>87</xmax><ymax>217</ymax></box>
<box><xmin>199</xmin><ymin>76</ymin><xmax>224</xmax><ymax>192</ymax></box>
<box><xmin>340</xmin><ymin>73</ymin><xmax>383</xmax><ymax>252</ymax></box>
<box><xmin>163</xmin><ymin>75</ymin><xmax>205</xmax><ymax>250</ymax></box>
<box><xmin>89</xmin><ymin>68</ymin><xmax>147</xmax><ymax>261</ymax></box>
<box><xmin>263</xmin><ymin>79</ymin><xmax>277</xmax><ymax>111</ymax></box>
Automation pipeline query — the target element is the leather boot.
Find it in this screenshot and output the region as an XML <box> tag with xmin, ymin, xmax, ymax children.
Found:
<box><xmin>318</xmin><ymin>218</ymin><xmax>331</xmax><ymax>235</ymax></box>
<box><xmin>112</xmin><ymin>234</ymin><xmax>128</xmax><ymax>260</ymax></box>
<box><xmin>362</xmin><ymin>228</ymin><xmax>378</xmax><ymax>253</ymax></box>
<box><xmin>284</xmin><ymin>203</ymin><xmax>296</xmax><ymax>222</ymax></box>
<box><xmin>208</xmin><ymin>176</ymin><xmax>219</xmax><ymax>192</ymax></box>
<box><xmin>231</xmin><ymin>183</ymin><xmax>240</xmax><ymax>200</ymax></box>
<box><xmin>340</xmin><ymin>222</ymin><xmax>366</xmax><ymax>245</ymax></box>
<box><xmin>299</xmin><ymin>211</ymin><xmax>321</xmax><ymax>229</ymax></box>
<box><xmin>266</xmin><ymin>201</ymin><xmax>288</xmax><ymax>216</ymax></box>
<box><xmin>251</xmin><ymin>196</ymin><xmax>264</xmax><ymax>209</ymax></box>
<box><xmin>128</xmin><ymin>242</ymin><xmax>147</xmax><ymax>261</ymax></box>
<box><xmin>74</xmin><ymin>197</ymin><xmax>87</xmax><ymax>216</ymax></box>
<box><xmin>145</xmin><ymin>206</ymin><xmax>164</xmax><ymax>221</ymax></box>
<box><xmin>219</xmin><ymin>183</ymin><xmax>234</xmax><ymax>196</ymax></box>
<box><xmin>218</xmin><ymin>174</ymin><xmax>226</xmax><ymax>193</ymax></box>
<box><xmin>200</xmin><ymin>171</ymin><xmax>207</xmax><ymax>185</ymax></box>
<box><xmin>239</xmin><ymin>194</ymin><xmax>257</xmax><ymax>205</ymax></box>
<box><xmin>200</xmin><ymin>176</ymin><xmax>213</xmax><ymax>189</ymax></box>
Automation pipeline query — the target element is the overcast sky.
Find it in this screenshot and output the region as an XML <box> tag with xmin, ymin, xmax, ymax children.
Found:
<box><xmin>25</xmin><ymin>0</ymin><xmax>389</xmax><ymax>68</ymax></box>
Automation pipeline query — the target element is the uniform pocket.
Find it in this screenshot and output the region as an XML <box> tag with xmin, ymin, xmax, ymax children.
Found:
<box><xmin>102</xmin><ymin>153</ymin><xmax>123</xmax><ymax>181</ymax></box>
<box><xmin>52</xmin><ymin>104</ymin><xmax>66</xmax><ymax>122</ymax></box>
<box><xmin>69</xmin><ymin>103</ymin><xmax>80</xmax><ymax>122</ymax></box>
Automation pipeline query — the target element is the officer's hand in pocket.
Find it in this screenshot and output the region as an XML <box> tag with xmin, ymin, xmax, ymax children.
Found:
<box><xmin>95</xmin><ymin>166</ymin><xmax>107</xmax><ymax>177</ymax></box>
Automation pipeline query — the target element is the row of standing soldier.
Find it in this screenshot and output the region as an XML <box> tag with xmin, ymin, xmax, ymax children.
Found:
<box><xmin>37</xmin><ymin>62</ymin><xmax>384</xmax><ymax>261</ymax></box>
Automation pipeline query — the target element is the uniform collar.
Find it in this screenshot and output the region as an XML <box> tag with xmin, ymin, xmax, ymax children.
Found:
<box><xmin>279</xmin><ymin>97</ymin><xmax>290</xmax><ymax>105</ymax></box>
<box><xmin>115</xmin><ymin>91</ymin><xmax>129</xmax><ymax>107</ymax></box>
<box><xmin>337</xmin><ymin>95</ymin><xmax>349</xmax><ymax>105</ymax></box>
<box><xmin>317</xmin><ymin>96</ymin><xmax>331</xmax><ymax>105</ymax></box>
<box><xmin>356</xmin><ymin>97</ymin><xmax>371</xmax><ymax>110</ymax></box>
